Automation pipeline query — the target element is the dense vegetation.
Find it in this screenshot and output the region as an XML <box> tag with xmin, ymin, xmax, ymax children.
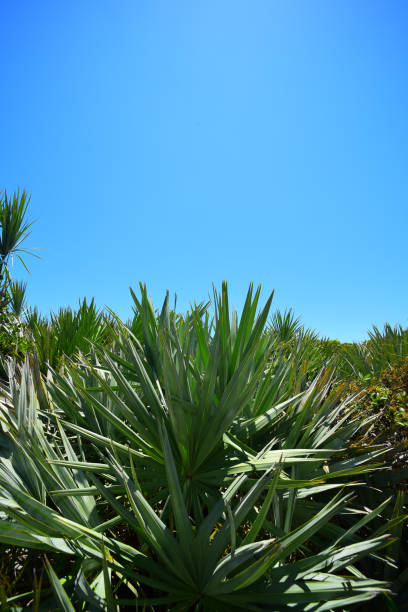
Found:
<box><xmin>0</xmin><ymin>191</ymin><xmax>406</xmax><ymax>610</ymax></box>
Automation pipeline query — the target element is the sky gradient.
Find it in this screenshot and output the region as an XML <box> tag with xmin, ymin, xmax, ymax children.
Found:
<box><xmin>1</xmin><ymin>1</ymin><xmax>407</xmax><ymax>341</ymax></box>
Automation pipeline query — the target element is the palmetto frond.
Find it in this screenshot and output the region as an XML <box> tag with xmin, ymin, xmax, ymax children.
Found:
<box><xmin>8</xmin><ymin>280</ymin><xmax>27</xmax><ymax>317</ymax></box>
<box><xmin>0</xmin><ymin>189</ymin><xmax>39</xmax><ymax>277</ymax></box>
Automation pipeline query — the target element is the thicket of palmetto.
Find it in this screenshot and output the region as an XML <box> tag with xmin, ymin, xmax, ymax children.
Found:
<box><xmin>0</xmin><ymin>190</ymin><xmax>406</xmax><ymax>611</ymax></box>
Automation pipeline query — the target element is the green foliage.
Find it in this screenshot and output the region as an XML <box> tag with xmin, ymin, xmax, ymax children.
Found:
<box><xmin>348</xmin><ymin>358</ymin><xmax>408</xmax><ymax>430</ymax></box>
<box><xmin>0</xmin><ymin>284</ymin><xmax>405</xmax><ymax>610</ymax></box>
<box><xmin>340</xmin><ymin>323</ymin><xmax>408</xmax><ymax>380</ymax></box>
<box><xmin>27</xmin><ymin>298</ymin><xmax>110</xmax><ymax>373</ymax></box>
<box><xmin>269</xmin><ymin>308</ymin><xmax>302</xmax><ymax>344</ymax></box>
<box><xmin>8</xmin><ymin>280</ymin><xmax>27</xmax><ymax>317</ymax></box>
<box><xmin>0</xmin><ymin>188</ymin><xmax>38</xmax><ymax>291</ymax></box>
<box><xmin>0</xmin><ymin>309</ymin><xmax>32</xmax><ymax>362</ymax></box>
<box><xmin>0</xmin><ymin>189</ymin><xmax>37</xmax><ymax>364</ymax></box>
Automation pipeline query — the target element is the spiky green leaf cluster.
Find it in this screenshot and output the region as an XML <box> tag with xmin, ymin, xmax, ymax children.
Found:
<box><xmin>0</xmin><ymin>284</ymin><xmax>406</xmax><ymax>610</ymax></box>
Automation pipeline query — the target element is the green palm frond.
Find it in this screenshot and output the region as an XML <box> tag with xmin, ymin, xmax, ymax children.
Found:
<box><xmin>341</xmin><ymin>322</ymin><xmax>408</xmax><ymax>379</ymax></box>
<box><xmin>8</xmin><ymin>280</ymin><xmax>27</xmax><ymax>317</ymax></box>
<box><xmin>0</xmin><ymin>189</ymin><xmax>38</xmax><ymax>279</ymax></box>
<box><xmin>269</xmin><ymin>308</ymin><xmax>303</xmax><ymax>344</ymax></box>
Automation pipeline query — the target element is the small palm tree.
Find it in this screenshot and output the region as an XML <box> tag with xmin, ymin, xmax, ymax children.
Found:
<box><xmin>0</xmin><ymin>189</ymin><xmax>38</xmax><ymax>362</ymax></box>
<box><xmin>0</xmin><ymin>188</ymin><xmax>37</xmax><ymax>302</ymax></box>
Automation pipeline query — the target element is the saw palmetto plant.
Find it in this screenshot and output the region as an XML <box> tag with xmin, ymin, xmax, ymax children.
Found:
<box><xmin>7</xmin><ymin>280</ymin><xmax>28</xmax><ymax>318</ymax></box>
<box><xmin>339</xmin><ymin>323</ymin><xmax>408</xmax><ymax>381</ymax></box>
<box><xmin>0</xmin><ymin>284</ymin><xmax>406</xmax><ymax>610</ymax></box>
<box><xmin>25</xmin><ymin>298</ymin><xmax>111</xmax><ymax>374</ymax></box>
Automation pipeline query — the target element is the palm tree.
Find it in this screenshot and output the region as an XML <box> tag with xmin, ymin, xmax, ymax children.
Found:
<box><xmin>0</xmin><ymin>188</ymin><xmax>37</xmax><ymax>304</ymax></box>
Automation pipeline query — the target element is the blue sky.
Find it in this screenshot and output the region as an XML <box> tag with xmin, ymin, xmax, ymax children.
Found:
<box><xmin>1</xmin><ymin>1</ymin><xmax>407</xmax><ymax>341</ymax></box>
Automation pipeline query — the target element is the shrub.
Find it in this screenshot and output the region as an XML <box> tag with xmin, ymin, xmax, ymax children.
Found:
<box><xmin>0</xmin><ymin>284</ymin><xmax>404</xmax><ymax>609</ymax></box>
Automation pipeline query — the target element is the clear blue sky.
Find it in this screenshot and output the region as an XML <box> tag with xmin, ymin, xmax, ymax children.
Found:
<box><xmin>1</xmin><ymin>1</ymin><xmax>407</xmax><ymax>341</ymax></box>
